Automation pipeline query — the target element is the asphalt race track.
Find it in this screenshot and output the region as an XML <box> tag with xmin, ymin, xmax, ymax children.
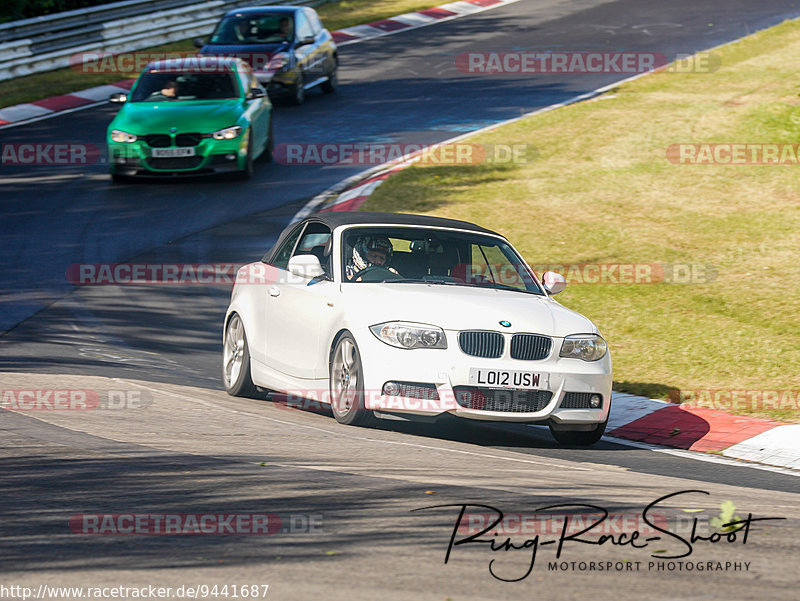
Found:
<box><xmin>1</xmin><ymin>1</ymin><xmax>799</xmax><ymax>599</ymax></box>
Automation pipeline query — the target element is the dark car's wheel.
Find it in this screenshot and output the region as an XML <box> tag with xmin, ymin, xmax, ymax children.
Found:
<box><xmin>110</xmin><ymin>172</ymin><xmax>130</xmax><ymax>184</ymax></box>
<box><xmin>330</xmin><ymin>333</ymin><xmax>375</xmax><ymax>426</ymax></box>
<box><xmin>223</xmin><ymin>313</ymin><xmax>258</xmax><ymax>397</ymax></box>
<box><xmin>289</xmin><ymin>80</ymin><xmax>305</xmax><ymax>105</ymax></box>
<box><xmin>549</xmin><ymin>418</ymin><xmax>608</xmax><ymax>446</ymax></box>
<box><xmin>322</xmin><ymin>66</ymin><xmax>337</xmax><ymax>93</ymax></box>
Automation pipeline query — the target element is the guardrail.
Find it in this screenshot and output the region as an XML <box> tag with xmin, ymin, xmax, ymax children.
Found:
<box><xmin>0</xmin><ymin>0</ymin><xmax>328</xmax><ymax>82</ymax></box>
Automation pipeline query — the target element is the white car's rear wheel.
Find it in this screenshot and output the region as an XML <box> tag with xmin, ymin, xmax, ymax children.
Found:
<box><xmin>223</xmin><ymin>313</ymin><xmax>257</xmax><ymax>397</ymax></box>
<box><xmin>330</xmin><ymin>334</ymin><xmax>375</xmax><ymax>426</ymax></box>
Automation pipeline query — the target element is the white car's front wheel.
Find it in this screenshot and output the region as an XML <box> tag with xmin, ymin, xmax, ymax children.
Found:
<box><xmin>223</xmin><ymin>313</ymin><xmax>258</xmax><ymax>397</ymax></box>
<box><xmin>330</xmin><ymin>334</ymin><xmax>375</xmax><ymax>426</ymax></box>
<box><xmin>549</xmin><ymin>418</ymin><xmax>607</xmax><ymax>446</ymax></box>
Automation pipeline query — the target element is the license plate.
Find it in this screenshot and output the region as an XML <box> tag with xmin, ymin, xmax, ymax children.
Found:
<box><xmin>151</xmin><ymin>147</ymin><xmax>195</xmax><ymax>158</ymax></box>
<box><xmin>468</xmin><ymin>368</ymin><xmax>547</xmax><ymax>389</ymax></box>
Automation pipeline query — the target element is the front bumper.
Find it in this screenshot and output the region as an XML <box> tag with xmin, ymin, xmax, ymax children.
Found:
<box><xmin>355</xmin><ymin>327</ymin><xmax>612</xmax><ymax>425</ymax></box>
<box><xmin>255</xmin><ymin>69</ymin><xmax>299</xmax><ymax>94</ymax></box>
<box><xmin>108</xmin><ymin>136</ymin><xmax>247</xmax><ymax>176</ymax></box>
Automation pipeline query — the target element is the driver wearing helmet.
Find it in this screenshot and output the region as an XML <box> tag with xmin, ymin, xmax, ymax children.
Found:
<box><xmin>346</xmin><ymin>236</ymin><xmax>399</xmax><ymax>281</ymax></box>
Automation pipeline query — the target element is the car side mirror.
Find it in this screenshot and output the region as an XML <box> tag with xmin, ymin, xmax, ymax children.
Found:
<box><xmin>541</xmin><ymin>271</ymin><xmax>566</xmax><ymax>295</ymax></box>
<box><xmin>193</xmin><ymin>37</ymin><xmax>205</xmax><ymax>49</ymax></box>
<box><xmin>288</xmin><ymin>255</ymin><xmax>325</xmax><ymax>279</ymax></box>
<box><xmin>296</xmin><ymin>35</ymin><xmax>315</xmax><ymax>47</ymax></box>
<box><xmin>109</xmin><ymin>92</ymin><xmax>127</xmax><ymax>103</ymax></box>
<box><xmin>247</xmin><ymin>88</ymin><xmax>266</xmax><ymax>100</ymax></box>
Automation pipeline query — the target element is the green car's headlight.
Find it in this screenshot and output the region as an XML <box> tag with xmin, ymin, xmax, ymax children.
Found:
<box><xmin>559</xmin><ymin>334</ymin><xmax>608</xmax><ymax>362</ymax></box>
<box><xmin>211</xmin><ymin>126</ymin><xmax>242</xmax><ymax>140</ymax></box>
<box><xmin>370</xmin><ymin>321</ymin><xmax>447</xmax><ymax>350</ymax></box>
<box><xmin>110</xmin><ymin>130</ymin><xmax>137</xmax><ymax>143</ymax></box>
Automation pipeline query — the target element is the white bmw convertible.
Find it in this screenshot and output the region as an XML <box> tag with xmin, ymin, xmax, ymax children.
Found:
<box><xmin>223</xmin><ymin>212</ymin><xmax>612</xmax><ymax>445</ymax></box>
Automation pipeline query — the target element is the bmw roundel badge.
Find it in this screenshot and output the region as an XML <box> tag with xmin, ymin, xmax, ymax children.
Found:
<box><xmin>499</xmin><ymin>320</ymin><xmax>511</xmax><ymax>328</ymax></box>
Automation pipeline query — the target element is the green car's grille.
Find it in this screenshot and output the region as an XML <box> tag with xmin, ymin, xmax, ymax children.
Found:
<box><xmin>146</xmin><ymin>157</ymin><xmax>204</xmax><ymax>170</ymax></box>
<box><xmin>144</xmin><ymin>134</ymin><xmax>171</xmax><ymax>147</ymax></box>
<box><xmin>143</xmin><ymin>134</ymin><xmax>204</xmax><ymax>147</ymax></box>
<box><xmin>175</xmin><ymin>133</ymin><xmax>203</xmax><ymax>147</ymax></box>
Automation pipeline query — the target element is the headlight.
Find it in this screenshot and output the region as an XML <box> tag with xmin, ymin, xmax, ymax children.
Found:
<box><xmin>267</xmin><ymin>52</ymin><xmax>289</xmax><ymax>72</ymax></box>
<box><xmin>370</xmin><ymin>322</ymin><xmax>447</xmax><ymax>350</ymax></box>
<box><xmin>211</xmin><ymin>126</ymin><xmax>242</xmax><ymax>140</ymax></box>
<box><xmin>110</xmin><ymin>130</ymin><xmax>137</xmax><ymax>143</ymax></box>
<box><xmin>559</xmin><ymin>334</ymin><xmax>608</xmax><ymax>361</ymax></box>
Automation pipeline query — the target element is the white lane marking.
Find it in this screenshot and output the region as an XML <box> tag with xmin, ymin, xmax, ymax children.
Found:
<box><xmin>111</xmin><ymin>379</ymin><xmax>592</xmax><ymax>471</ymax></box>
<box><xmin>0</xmin><ymin>99</ymin><xmax>107</xmax><ymax>130</ymax></box>
<box><xmin>390</xmin><ymin>13</ymin><xmax>438</xmax><ymax>26</ymax></box>
<box><xmin>438</xmin><ymin>1</ymin><xmax>487</xmax><ymax>16</ymax></box>
<box><xmin>607</xmin><ymin>391</ymin><xmax>671</xmax><ymax>430</ymax></box>
<box><xmin>0</xmin><ymin>103</ymin><xmax>52</xmax><ymax>122</ymax></box>
<box><xmin>722</xmin><ymin>425</ymin><xmax>800</xmax><ymax>470</ymax></box>
<box><xmin>602</xmin><ymin>435</ymin><xmax>800</xmax><ymax>477</ymax></box>
<box><xmin>336</xmin><ymin>0</ymin><xmax>526</xmax><ymax>47</ymax></box>
<box><xmin>336</xmin><ymin>24</ymin><xmax>388</xmax><ymax>38</ymax></box>
<box><xmin>0</xmin><ymin>174</ymin><xmax>82</xmax><ymax>184</ymax></box>
<box><xmin>71</xmin><ymin>84</ymin><xmax>130</xmax><ymax>102</ymax></box>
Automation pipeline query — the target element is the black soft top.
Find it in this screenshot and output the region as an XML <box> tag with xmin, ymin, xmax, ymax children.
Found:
<box><xmin>263</xmin><ymin>212</ymin><xmax>503</xmax><ymax>263</ymax></box>
<box><xmin>301</xmin><ymin>211</ymin><xmax>501</xmax><ymax>236</ymax></box>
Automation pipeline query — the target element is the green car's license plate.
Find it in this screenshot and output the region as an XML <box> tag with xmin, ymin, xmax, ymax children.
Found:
<box><xmin>151</xmin><ymin>147</ymin><xmax>196</xmax><ymax>158</ymax></box>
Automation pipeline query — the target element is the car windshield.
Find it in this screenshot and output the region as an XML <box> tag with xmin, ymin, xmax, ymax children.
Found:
<box><xmin>130</xmin><ymin>72</ymin><xmax>240</xmax><ymax>102</ymax></box>
<box><xmin>210</xmin><ymin>14</ymin><xmax>294</xmax><ymax>44</ymax></box>
<box><xmin>341</xmin><ymin>227</ymin><xmax>545</xmax><ymax>295</ymax></box>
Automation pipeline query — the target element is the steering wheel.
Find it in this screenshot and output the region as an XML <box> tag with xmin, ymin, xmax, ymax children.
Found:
<box><xmin>352</xmin><ymin>265</ymin><xmax>402</xmax><ymax>282</ymax></box>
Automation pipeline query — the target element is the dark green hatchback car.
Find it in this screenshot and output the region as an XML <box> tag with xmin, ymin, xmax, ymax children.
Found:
<box><xmin>107</xmin><ymin>56</ymin><xmax>272</xmax><ymax>181</ymax></box>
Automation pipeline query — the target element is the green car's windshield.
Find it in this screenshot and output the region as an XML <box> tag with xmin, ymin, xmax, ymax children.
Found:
<box><xmin>210</xmin><ymin>14</ymin><xmax>294</xmax><ymax>45</ymax></box>
<box><xmin>130</xmin><ymin>72</ymin><xmax>240</xmax><ymax>102</ymax></box>
<box><xmin>341</xmin><ymin>227</ymin><xmax>545</xmax><ymax>295</ymax></box>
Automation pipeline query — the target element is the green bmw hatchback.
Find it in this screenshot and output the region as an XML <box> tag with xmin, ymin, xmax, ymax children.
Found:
<box><xmin>107</xmin><ymin>56</ymin><xmax>272</xmax><ymax>181</ymax></box>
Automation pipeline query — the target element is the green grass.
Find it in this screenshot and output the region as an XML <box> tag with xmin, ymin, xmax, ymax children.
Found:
<box><xmin>361</xmin><ymin>19</ymin><xmax>800</xmax><ymax>422</ymax></box>
<box><xmin>0</xmin><ymin>0</ymin><xmax>446</xmax><ymax>108</ymax></box>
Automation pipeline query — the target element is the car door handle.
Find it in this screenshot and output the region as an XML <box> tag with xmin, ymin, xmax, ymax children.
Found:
<box><xmin>268</xmin><ymin>287</ymin><xmax>281</xmax><ymax>297</ymax></box>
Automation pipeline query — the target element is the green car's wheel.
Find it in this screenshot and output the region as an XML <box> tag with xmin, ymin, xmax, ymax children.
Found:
<box><xmin>261</xmin><ymin>118</ymin><xmax>274</xmax><ymax>163</ymax></box>
<box><xmin>239</xmin><ymin>131</ymin><xmax>254</xmax><ymax>180</ymax></box>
